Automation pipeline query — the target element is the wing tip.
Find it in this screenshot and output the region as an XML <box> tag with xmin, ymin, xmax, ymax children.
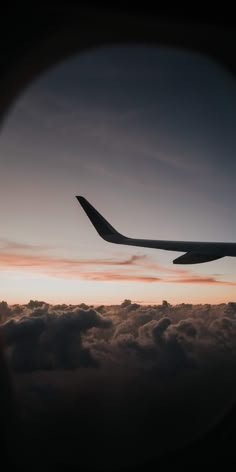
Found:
<box><xmin>76</xmin><ymin>195</ymin><xmax>85</xmax><ymax>203</ymax></box>
<box><xmin>76</xmin><ymin>196</ymin><xmax>89</xmax><ymax>211</ymax></box>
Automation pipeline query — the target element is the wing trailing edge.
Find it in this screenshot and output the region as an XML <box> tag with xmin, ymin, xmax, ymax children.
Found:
<box><xmin>173</xmin><ymin>253</ymin><xmax>224</xmax><ymax>265</ymax></box>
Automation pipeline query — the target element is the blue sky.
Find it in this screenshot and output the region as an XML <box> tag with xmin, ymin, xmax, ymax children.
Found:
<box><xmin>0</xmin><ymin>45</ymin><xmax>236</xmax><ymax>304</ymax></box>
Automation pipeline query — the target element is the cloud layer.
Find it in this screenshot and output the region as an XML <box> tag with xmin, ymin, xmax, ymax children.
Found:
<box><xmin>2</xmin><ymin>299</ymin><xmax>236</xmax><ymax>373</ymax></box>
<box><xmin>1</xmin><ymin>300</ymin><xmax>236</xmax><ymax>469</ymax></box>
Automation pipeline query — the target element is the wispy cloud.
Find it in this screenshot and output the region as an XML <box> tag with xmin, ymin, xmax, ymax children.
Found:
<box><xmin>0</xmin><ymin>252</ymin><xmax>147</xmax><ymax>269</ymax></box>
<box><xmin>0</xmin><ymin>238</ymin><xmax>51</xmax><ymax>252</ymax></box>
<box><xmin>171</xmin><ymin>276</ymin><xmax>236</xmax><ymax>286</ymax></box>
<box><xmin>0</xmin><ymin>247</ymin><xmax>235</xmax><ymax>287</ymax></box>
<box><xmin>49</xmin><ymin>270</ymin><xmax>236</xmax><ymax>287</ymax></box>
<box><xmin>0</xmin><ymin>250</ymin><xmax>187</xmax><ymax>273</ymax></box>
<box><xmin>48</xmin><ymin>271</ymin><xmax>162</xmax><ymax>283</ymax></box>
<box><xmin>0</xmin><ymin>250</ymin><xmax>185</xmax><ymax>272</ymax></box>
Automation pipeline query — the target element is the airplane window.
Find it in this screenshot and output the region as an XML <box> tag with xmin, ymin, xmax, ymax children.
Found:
<box><xmin>0</xmin><ymin>45</ymin><xmax>236</xmax><ymax>469</ymax></box>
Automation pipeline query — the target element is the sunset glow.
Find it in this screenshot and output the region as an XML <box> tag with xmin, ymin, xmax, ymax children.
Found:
<box><xmin>0</xmin><ymin>46</ymin><xmax>236</xmax><ymax>305</ymax></box>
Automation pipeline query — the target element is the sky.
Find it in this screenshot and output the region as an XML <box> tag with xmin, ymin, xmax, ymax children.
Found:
<box><xmin>1</xmin><ymin>45</ymin><xmax>236</xmax><ymax>305</ymax></box>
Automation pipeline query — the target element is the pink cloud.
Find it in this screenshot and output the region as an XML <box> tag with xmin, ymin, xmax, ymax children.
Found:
<box><xmin>0</xmin><ymin>248</ymin><xmax>235</xmax><ymax>287</ymax></box>
<box><xmin>47</xmin><ymin>270</ymin><xmax>161</xmax><ymax>283</ymax></box>
<box><xmin>170</xmin><ymin>276</ymin><xmax>236</xmax><ymax>286</ymax></box>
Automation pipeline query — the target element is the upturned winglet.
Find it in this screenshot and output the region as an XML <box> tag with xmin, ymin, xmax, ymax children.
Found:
<box><xmin>76</xmin><ymin>196</ymin><xmax>125</xmax><ymax>242</ymax></box>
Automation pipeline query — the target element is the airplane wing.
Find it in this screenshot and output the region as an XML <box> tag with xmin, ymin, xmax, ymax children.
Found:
<box><xmin>76</xmin><ymin>196</ymin><xmax>236</xmax><ymax>264</ymax></box>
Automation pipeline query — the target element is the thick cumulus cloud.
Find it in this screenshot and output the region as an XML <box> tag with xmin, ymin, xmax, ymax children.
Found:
<box><xmin>1</xmin><ymin>299</ymin><xmax>236</xmax><ymax>375</ymax></box>
<box><xmin>1</xmin><ymin>302</ymin><xmax>112</xmax><ymax>372</ymax></box>
<box><xmin>1</xmin><ymin>300</ymin><xmax>236</xmax><ymax>469</ymax></box>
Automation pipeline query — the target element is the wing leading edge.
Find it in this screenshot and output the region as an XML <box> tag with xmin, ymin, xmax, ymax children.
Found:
<box><xmin>76</xmin><ymin>196</ymin><xmax>236</xmax><ymax>264</ymax></box>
